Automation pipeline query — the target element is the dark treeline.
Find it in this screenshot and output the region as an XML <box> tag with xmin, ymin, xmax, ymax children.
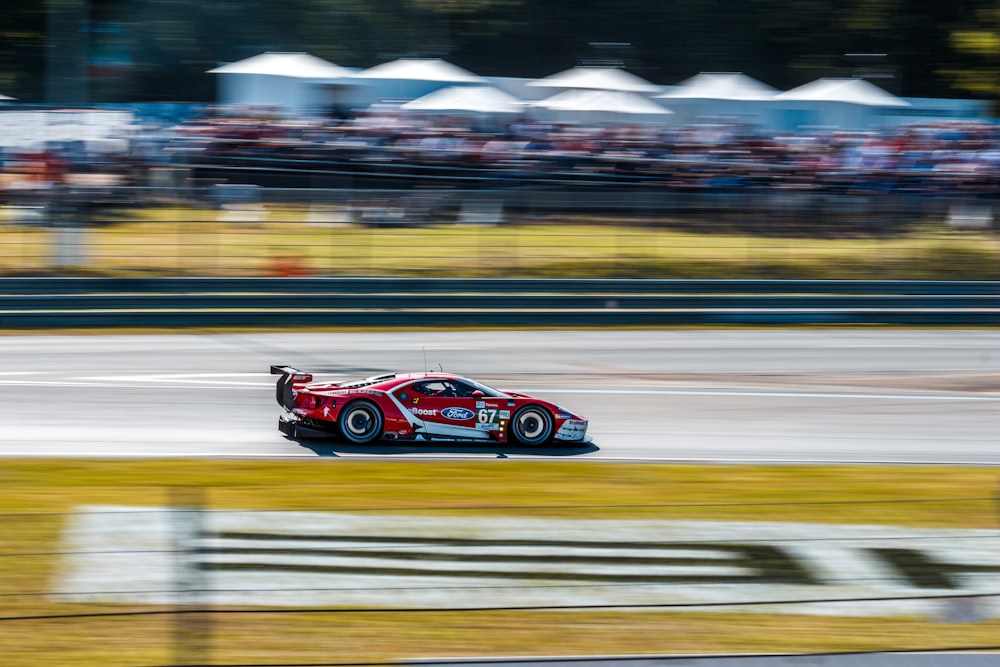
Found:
<box><xmin>2</xmin><ymin>0</ymin><xmax>999</xmax><ymax>105</ymax></box>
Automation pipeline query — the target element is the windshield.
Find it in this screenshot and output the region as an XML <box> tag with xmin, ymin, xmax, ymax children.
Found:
<box><xmin>463</xmin><ymin>378</ymin><xmax>508</xmax><ymax>398</ymax></box>
<box><xmin>405</xmin><ymin>377</ymin><xmax>508</xmax><ymax>398</ymax></box>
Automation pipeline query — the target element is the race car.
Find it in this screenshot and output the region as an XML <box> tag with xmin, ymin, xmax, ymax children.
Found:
<box><xmin>271</xmin><ymin>366</ymin><xmax>589</xmax><ymax>445</ymax></box>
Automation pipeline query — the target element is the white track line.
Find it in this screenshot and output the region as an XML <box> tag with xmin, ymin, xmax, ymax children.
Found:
<box><xmin>0</xmin><ymin>373</ymin><xmax>996</xmax><ymax>401</ymax></box>
<box><xmin>518</xmin><ymin>388</ymin><xmax>1000</xmax><ymax>401</ymax></box>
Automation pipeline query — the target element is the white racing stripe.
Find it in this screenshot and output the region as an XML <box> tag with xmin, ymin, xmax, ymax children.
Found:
<box><xmin>79</xmin><ymin>372</ymin><xmax>267</xmax><ymax>386</ymax></box>
<box><xmin>0</xmin><ymin>380</ymin><xmax>132</xmax><ymax>387</ymax></box>
<box><xmin>54</xmin><ymin>508</ymin><xmax>1000</xmax><ymax>618</ymax></box>
<box><xmin>520</xmin><ymin>388</ymin><xmax>1000</xmax><ymax>401</ymax></box>
<box><xmin>1</xmin><ymin>370</ymin><xmax>996</xmax><ymax>401</ymax></box>
<box><xmin>0</xmin><ymin>372</ymin><xmax>270</xmax><ymax>388</ymax></box>
<box><xmin>0</xmin><ymin>380</ymin><xmax>263</xmax><ymax>389</ymax></box>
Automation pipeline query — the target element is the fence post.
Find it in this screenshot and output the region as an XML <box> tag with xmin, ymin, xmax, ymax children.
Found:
<box><xmin>171</xmin><ymin>486</ymin><xmax>211</xmax><ymax>667</ymax></box>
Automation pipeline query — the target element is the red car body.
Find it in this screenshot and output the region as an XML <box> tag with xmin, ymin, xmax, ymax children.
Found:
<box><xmin>271</xmin><ymin>366</ymin><xmax>589</xmax><ymax>446</ymax></box>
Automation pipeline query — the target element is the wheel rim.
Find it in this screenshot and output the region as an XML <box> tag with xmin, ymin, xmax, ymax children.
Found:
<box><xmin>346</xmin><ymin>407</ymin><xmax>376</xmax><ymax>436</ymax></box>
<box><xmin>516</xmin><ymin>409</ymin><xmax>549</xmax><ymax>441</ymax></box>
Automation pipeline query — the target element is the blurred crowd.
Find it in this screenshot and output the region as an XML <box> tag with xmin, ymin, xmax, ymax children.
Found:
<box><xmin>3</xmin><ymin>107</ymin><xmax>1000</xmax><ymax>196</ymax></box>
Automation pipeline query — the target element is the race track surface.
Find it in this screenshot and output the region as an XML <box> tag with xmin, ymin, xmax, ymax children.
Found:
<box><xmin>2</xmin><ymin>329</ymin><xmax>997</xmax><ymax>464</ymax></box>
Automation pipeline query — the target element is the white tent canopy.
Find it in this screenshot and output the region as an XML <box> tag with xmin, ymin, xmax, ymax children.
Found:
<box><xmin>208</xmin><ymin>52</ymin><xmax>353</xmax><ymax>79</ymax></box>
<box><xmin>353</xmin><ymin>58</ymin><xmax>487</xmax><ymax>84</ymax></box>
<box><xmin>532</xmin><ymin>89</ymin><xmax>672</xmax><ymax>123</ymax></box>
<box><xmin>775</xmin><ymin>77</ymin><xmax>910</xmax><ymax>106</ymax></box>
<box><xmin>771</xmin><ymin>78</ymin><xmax>911</xmax><ymax>130</ymax></box>
<box><xmin>351</xmin><ymin>58</ymin><xmax>489</xmax><ymax>105</ymax></box>
<box><xmin>527</xmin><ymin>66</ymin><xmax>661</xmax><ymax>94</ymax></box>
<box><xmin>536</xmin><ymin>89</ymin><xmax>670</xmax><ymax>114</ymax></box>
<box><xmin>659</xmin><ymin>72</ymin><xmax>778</xmax><ymax>100</ymax></box>
<box><xmin>207</xmin><ymin>52</ymin><xmax>360</xmax><ymax>114</ymax></box>
<box><xmin>656</xmin><ymin>72</ymin><xmax>780</xmax><ymax>127</ymax></box>
<box><xmin>402</xmin><ymin>86</ymin><xmax>525</xmax><ymax>114</ymax></box>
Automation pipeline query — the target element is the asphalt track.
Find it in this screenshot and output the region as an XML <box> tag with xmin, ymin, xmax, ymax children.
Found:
<box><xmin>1</xmin><ymin>329</ymin><xmax>997</xmax><ymax>464</ymax></box>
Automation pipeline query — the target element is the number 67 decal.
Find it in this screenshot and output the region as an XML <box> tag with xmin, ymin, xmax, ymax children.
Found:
<box><xmin>477</xmin><ymin>408</ymin><xmax>510</xmax><ymax>429</ymax></box>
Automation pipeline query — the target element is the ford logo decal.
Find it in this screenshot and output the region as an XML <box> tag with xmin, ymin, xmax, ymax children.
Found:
<box><xmin>442</xmin><ymin>407</ymin><xmax>474</xmax><ymax>420</ymax></box>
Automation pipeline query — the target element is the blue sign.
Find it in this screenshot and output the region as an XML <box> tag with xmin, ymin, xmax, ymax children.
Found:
<box><xmin>442</xmin><ymin>407</ymin><xmax>475</xmax><ymax>421</ymax></box>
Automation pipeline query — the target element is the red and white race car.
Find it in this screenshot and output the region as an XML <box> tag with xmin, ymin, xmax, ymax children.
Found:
<box><xmin>271</xmin><ymin>366</ymin><xmax>589</xmax><ymax>445</ymax></box>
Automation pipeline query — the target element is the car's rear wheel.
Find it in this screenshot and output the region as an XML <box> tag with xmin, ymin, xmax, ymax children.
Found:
<box><xmin>338</xmin><ymin>400</ymin><xmax>384</xmax><ymax>444</ymax></box>
<box><xmin>511</xmin><ymin>405</ymin><xmax>554</xmax><ymax>446</ymax></box>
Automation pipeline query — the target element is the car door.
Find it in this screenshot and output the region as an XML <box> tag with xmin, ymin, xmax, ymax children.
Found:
<box><xmin>393</xmin><ymin>379</ymin><xmax>489</xmax><ymax>440</ymax></box>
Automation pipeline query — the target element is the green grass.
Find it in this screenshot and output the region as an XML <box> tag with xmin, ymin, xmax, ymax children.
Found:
<box><xmin>2</xmin><ymin>206</ymin><xmax>998</xmax><ymax>278</ymax></box>
<box><xmin>2</xmin><ymin>460</ymin><xmax>998</xmax><ymax>666</ymax></box>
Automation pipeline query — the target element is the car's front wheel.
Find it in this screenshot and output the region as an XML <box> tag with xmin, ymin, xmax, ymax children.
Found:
<box><xmin>511</xmin><ymin>405</ymin><xmax>553</xmax><ymax>446</ymax></box>
<box><xmin>338</xmin><ymin>400</ymin><xmax>384</xmax><ymax>444</ymax></box>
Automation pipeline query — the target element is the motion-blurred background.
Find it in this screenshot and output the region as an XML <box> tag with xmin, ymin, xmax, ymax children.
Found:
<box><xmin>2</xmin><ymin>5</ymin><xmax>1000</xmax><ymax>666</ymax></box>
<box><xmin>1</xmin><ymin>0</ymin><xmax>999</xmax><ymax>280</ymax></box>
<box><xmin>4</xmin><ymin>0</ymin><xmax>999</xmax><ymax>102</ymax></box>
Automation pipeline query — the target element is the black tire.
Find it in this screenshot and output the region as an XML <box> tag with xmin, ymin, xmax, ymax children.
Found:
<box><xmin>278</xmin><ymin>418</ymin><xmax>296</xmax><ymax>437</ymax></box>
<box><xmin>511</xmin><ymin>405</ymin><xmax>554</xmax><ymax>446</ymax></box>
<box><xmin>338</xmin><ymin>400</ymin><xmax>384</xmax><ymax>444</ymax></box>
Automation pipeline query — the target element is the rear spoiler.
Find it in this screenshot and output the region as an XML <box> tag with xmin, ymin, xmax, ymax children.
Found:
<box><xmin>270</xmin><ymin>365</ymin><xmax>313</xmax><ymax>410</ymax></box>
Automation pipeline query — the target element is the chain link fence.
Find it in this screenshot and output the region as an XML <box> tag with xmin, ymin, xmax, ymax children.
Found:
<box><xmin>1</xmin><ymin>185</ymin><xmax>998</xmax><ymax>279</ymax></box>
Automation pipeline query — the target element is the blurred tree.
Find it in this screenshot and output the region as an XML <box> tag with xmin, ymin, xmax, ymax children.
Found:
<box><xmin>101</xmin><ymin>0</ymin><xmax>320</xmax><ymax>101</ymax></box>
<box><xmin>0</xmin><ymin>0</ymin><xmax>990</xmax><ymax>103</ymax></box>
<box><xmin>838</xmin><ymin>0</ymin><xmax>981</xmax><ymax>98</ymax></box>
<box><xmin>943</xmin><ymin>2</ymin><xmax>1000</xmax><ymax>98</ymax></box>
<box><xmin>0</xmin><ymin>1</ymin><xmax>45</xmax><ymax>100</ymax></box>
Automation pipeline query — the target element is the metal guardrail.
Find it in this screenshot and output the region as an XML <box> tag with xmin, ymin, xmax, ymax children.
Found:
<box><xmin>2</xmin><ymin>278</ymin><xmax>998</xmax><ymax>295</ymax></box>
<box><xmin>5</xmin><ymin>294</ymin><xmax>1000</xmax><ymax>310</ymax></box>
<box><xmin>0</xmin><ymin>278</ymin><xmax>997</xmax><ymax>328</ymax></box>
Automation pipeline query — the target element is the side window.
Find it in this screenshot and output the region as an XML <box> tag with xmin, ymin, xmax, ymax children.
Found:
<box><xmin>409</xmin><ymin>381</ymin><xmax>435</xmax><ymax>396</ymax></box>
<box><xmin>451</xmin><ymin>380</ymin><xmax>480</xmax><ymax>398</ymax></box>
<box><xmin>437</xmin><ymin>381</ymin><xmax>460</xmax><ymax>397</ymax></box>
<box><xmin>409</xmin><ymin>380</ymin><xmax>454</xmax><ymax>397</ymax></box>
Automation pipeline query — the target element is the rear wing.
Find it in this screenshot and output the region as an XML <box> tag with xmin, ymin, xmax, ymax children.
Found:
<box><xmin>270</xmin><ymin>365</ymin><xmax>313</xmax><ymax>410</ymax></box>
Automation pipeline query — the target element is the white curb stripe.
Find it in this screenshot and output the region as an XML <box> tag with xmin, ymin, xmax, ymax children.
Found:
<box><xmin>54</xmin><ymin>508</ymin><xmax>1000</xmax><ymax>618</ymax></box>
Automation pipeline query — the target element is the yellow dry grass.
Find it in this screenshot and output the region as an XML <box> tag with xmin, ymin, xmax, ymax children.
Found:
<box><xmin>1</xmin><ymin>205</ymin><xmax>997</xmax><ymax>278</ymax></box>
<box><xmin>1</xmin><ymin>459</ymin><xmax>998</xmax><ymax>666</ymax></box>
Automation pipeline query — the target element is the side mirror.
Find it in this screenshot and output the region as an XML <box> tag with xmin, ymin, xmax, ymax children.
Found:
<box><xmin>472</xmin><ymin>390</ymin><xmax>485</xmax><ymax>397</ymax></box>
